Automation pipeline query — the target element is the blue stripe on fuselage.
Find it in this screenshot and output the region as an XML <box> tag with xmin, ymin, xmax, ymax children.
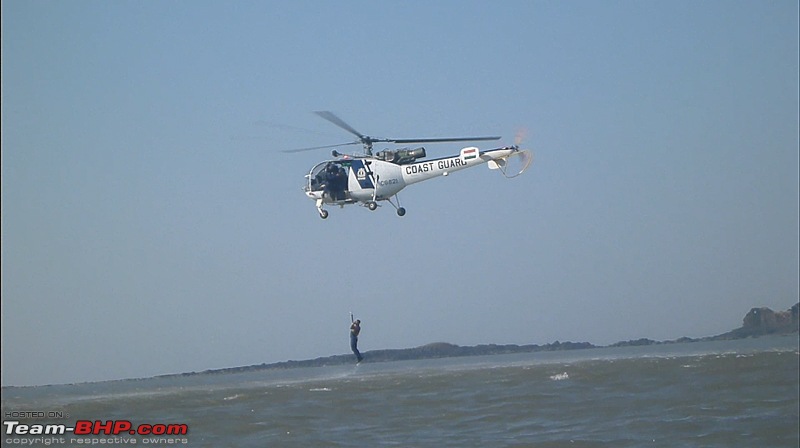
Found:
<box><xmin>350</xmin><ymin>159</ymin><xmax>375</xmax><ymax>189</ymax></box>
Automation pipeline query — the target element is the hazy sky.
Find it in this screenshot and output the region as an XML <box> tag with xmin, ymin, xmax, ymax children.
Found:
<box><xmin>2</xmin><ymin>0</ymin><xmax>797</xmax><ymax>387</ymax></box>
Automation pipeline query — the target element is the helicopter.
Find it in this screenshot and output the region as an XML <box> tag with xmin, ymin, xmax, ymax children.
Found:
<box><xmin>284</xmin><ymin>111</ymin><xmax>532</xmax><ymax>219</ymax></box>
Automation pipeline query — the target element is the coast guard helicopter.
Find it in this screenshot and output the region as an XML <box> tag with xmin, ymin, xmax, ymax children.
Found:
<box><xmin>285</xmin><ymin>111</ymin><xmax>532</xmax><ymax>219</ymax></box>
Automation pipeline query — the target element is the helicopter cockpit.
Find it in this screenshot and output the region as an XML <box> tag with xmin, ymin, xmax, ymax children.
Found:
<box><xmin>307</xmin><ymin>160</ymin><xmax>351</xmax><ymax>201</ymax></box>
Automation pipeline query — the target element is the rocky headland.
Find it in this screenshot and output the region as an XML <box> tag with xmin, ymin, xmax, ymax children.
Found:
<box><xmin>610</xmin><ymin>302</ymin><xmax>798</xmax><ymax>347</ymax></box>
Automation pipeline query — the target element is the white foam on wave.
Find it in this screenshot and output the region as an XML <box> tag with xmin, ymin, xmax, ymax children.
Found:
<box><xmin>549</xmin><ymin>372</ymin><xmax>569</xmax><ymax>381</ymax></box>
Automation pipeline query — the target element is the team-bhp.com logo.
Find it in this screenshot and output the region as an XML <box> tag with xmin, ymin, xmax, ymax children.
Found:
<box><xmin>4</xmin><ymin>420</ymin><xmax>189</xmax><ymax>445</ymax></box>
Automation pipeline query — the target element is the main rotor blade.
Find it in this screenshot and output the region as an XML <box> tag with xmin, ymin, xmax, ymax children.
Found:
<box><xmin>314</xmin><ymin>111</ymin><xmax>365</xmax><ymax>139</ymax></box>
<box><xmin>391</xmin><ymin>136</ymin><xmax>501</xmax><ymax>144</ymax></box>
<box><xmin>282</xmin><ymin>141</ymin><xmax>360</xmax><ymax>153</ymax></box>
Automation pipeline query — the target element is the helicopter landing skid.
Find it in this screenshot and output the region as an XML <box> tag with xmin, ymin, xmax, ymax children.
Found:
<box><xmin>316</xmin><ymin>194</ymin><xmax>406</xmax><ymax>219</ymax></box>
<box><xmin>315</xmin><ymin>199</ymin><xmax>329</xmax><ymax>219</ymax></box>
<box><xmin>366</xmin><ymin>195</ymin><xmax>406</xmax><ymax>216</ymax></box>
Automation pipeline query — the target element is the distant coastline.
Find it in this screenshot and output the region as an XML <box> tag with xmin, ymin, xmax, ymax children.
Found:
<box><xmin>163</xmin><ymin>302</ymin><xmax>799</xmax><ymax>379</ymax></box>
<box><xmin>4</xmin><ymin>303</ymin><xmax>797</xmax><ymax>388</ymax></box>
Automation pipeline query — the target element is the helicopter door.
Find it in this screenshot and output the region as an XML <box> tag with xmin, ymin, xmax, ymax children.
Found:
<box><xmin>314</xmin><ymin>161</ymin><xmax>349</xmax><ymax>201</ymax></box>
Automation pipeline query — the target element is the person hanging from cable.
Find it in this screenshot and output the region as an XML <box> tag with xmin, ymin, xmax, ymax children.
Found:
<box><xmin>350</xmin><ymin>316</ymin><xmax>363</xmax><ymax>363</ymax></box>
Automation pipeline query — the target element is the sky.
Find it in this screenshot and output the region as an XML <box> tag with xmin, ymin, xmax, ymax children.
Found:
<box><xmin>2</xmin><ymin>0</ymin><xmax>797</xmax><ymax>387</ymax></box>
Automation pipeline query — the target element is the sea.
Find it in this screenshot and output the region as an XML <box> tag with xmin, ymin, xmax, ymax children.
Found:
<box><xmin>2</xmin><ymin>335</ymin><xmax>798</xmax><ymax>448</ymax></box>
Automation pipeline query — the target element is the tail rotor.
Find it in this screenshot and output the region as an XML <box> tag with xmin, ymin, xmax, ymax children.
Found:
<box><xmin>499</xmin><ymin>128</ymin><xmax>533</xmax><ymax>178</ymax></box>
<box><xmin>514</xmin><ymin>128</ymin><xmax>528</xmax><ymax>149</ymax></box>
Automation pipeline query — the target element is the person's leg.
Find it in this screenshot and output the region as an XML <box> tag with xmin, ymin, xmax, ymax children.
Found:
<box><xmin>350</xmin><ymin>335</ymin><xmax>362</xmax><ymax>362</ymax></box>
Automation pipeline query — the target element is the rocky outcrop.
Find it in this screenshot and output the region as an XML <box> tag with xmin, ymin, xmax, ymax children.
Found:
<box><xmin>713</xmin><ymin>302</ymin><xmax>799</xmax><ymax>340</ymax></box>
<box><xmin>743</xmin><ymin>305</ymin><xmax>797</xmax><ymax>333</ymax></box>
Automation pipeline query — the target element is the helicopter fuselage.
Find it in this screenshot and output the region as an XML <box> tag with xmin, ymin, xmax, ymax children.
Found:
<box><xmin>304</xmin><ymin>145</ymin><xmax>525</xmax><ymax>218</ymax></box>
